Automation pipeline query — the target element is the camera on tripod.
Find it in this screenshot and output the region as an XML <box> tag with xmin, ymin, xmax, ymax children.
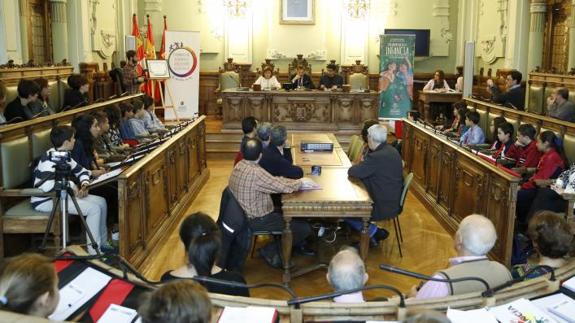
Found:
<box><xmin>49</xmin><ymin>151</ymin><xmax>72</xmax><ymax>173</ymax></box>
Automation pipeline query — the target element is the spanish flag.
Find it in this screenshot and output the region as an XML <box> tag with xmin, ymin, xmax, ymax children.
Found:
<box><xmin>159</xmin><ymin>15</ymin><xmax>167</xmax><ymax>59</ymax></box>
<box><xmin>131</xmin><ymin>14</ymin><xmax>145</xmax><ymax>76</ymax></box>
<box><xmin>144</xmin><ymin>15</ymin><xmax>156</xmax><ymax>96</ymax></box>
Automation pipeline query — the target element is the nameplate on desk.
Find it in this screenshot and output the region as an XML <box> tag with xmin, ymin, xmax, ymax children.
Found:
<box><xmin>300</xmin><ymin>142</ymin><xmax>334</xmax><ymax>153</ymax></box>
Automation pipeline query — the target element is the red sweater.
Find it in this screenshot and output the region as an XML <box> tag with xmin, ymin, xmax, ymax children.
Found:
<box><xmin>521</xmin><ymin>148</ymin><xmax>565</xmax><ymax>189</ymax></box>
<box><xmin>506</xmin><ymin>140</ymin><xmax>542</xmax><ymax>168</ymax></box>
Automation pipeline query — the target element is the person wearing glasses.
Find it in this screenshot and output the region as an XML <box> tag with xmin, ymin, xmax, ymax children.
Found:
<box><xmin>486</xmin><ymin>70</ymin><xmax>525</xmax><ymax>110</ymax></box>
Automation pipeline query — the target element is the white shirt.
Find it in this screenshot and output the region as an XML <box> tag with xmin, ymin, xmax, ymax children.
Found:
<box><xmin>333</xmin><ymin>291</ymin><xmax>365</xmax><ymax>304</ymax></box>
<box><xmin>455</xmin><ymin>76</ymin><xmax>463</xmax><ymax>92</ymax></box>
<box><xmin>254</xmin><ymin>75</ymin><xmax>281</xmax><ymax>90</ymax></box>
<box><xmin>423</xmin><ymin>79</ymin><xmax>451</xmax><ymax>91</ymax></box>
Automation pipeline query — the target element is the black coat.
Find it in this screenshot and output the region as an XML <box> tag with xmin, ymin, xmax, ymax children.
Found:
<box><xmin>4</xmin><ymin>97</ymin><xmax>33</xmax><ymax>122</ymax></box>
<box><xmin>348</xmin><ymin>143</ymin><xmax>403</xmax><ymax>221</ymax></box>
<box><xmin>63</xmin><ymin>89</ymin><xmax>88</xmax><ymax>109</ymax></box>
<box><xmin>217</xmin><ymin>187</ymin><xmax>251</xmax><ymax>272</ymax></box>
<box><xmin>491</xmin><ymin>85</ymin><xmax>525</xmax><ymax>110</ymax></box>
<box><xmin>259</xmin><ymin>144</ymin><xmax>303</xmax><ymax>179</ymax></box>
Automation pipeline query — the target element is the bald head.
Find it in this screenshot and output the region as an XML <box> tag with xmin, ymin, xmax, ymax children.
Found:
<box><xmin>455</xmin><ymin>214</ymin><xmax>497</xmax><ymax>256</ymax></box>
<box><xmin>327</xmin><ymin>248</ymin><xmax>367</xmax><ymax>292</ymax></box>
<box><xmin>242</xmin><ymin>138</ymin><xmax>263</xmax><ymax>161</ymax></box>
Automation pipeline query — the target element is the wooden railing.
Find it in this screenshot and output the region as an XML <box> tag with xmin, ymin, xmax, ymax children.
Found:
<box><xmin>117</xmin><ymin>116</ymin><xmax>209</xmax><ymax>271</ymax></box>
<box><xmin>0</xmin><ymin>66</ymin><xmax>73</xmax><ymax>86</ymax></box>
<box><xmin>402</xmin><ymin>119</ymin><xmax>520</xmax><ymax>266</ymax></box>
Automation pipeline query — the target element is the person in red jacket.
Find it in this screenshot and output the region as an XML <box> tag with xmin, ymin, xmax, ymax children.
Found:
<box><xmin>516</xmin><ymin>131</ymin><xmax>567</xmax><ymax>231</ymax></box>
<box><xmin>506</xmin><ymin>124</ymin><xmax>542</xmax><ymax>169</ymax></box>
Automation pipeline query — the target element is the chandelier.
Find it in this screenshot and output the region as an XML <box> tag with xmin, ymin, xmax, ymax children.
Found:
<box><xmin>345</xmin><ymin>0</ymin><xmax>370</xmax><ymax>19</ymax></box>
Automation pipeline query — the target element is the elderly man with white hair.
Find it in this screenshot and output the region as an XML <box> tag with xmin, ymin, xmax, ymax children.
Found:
<box><xmin>327</xmin><ymin>247</ymin><xmax>368</xmax><ymax>303</ymax></box>
<box><xmin>346</xmin><ymin>124</ymin><xmax>404</xmax><ymax>246</ymax></box>
<box><xmin>414</xmin><ymin>214</ymin><xmax>512</xmax><ymax>299</ymax></box>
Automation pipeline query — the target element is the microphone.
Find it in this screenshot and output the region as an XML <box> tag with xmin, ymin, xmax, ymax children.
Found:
<box><xmin>287</xmin><ymin>284</ymin><xmax>405</xmax><ymax>307</ymax></box>
<box><xmin>191</xmin><ymin>276</ymin><xmax>297</xmax><ymax>299</ymax></box>
<box><xmin>485</xmin><ymin>265</ymin><xmax>556</xmax><ymax>296</ymax></box>
<box><xmin>379</xmin><ymin>264</ymin><xmax>493</xmax><ymax>297</ymax></box>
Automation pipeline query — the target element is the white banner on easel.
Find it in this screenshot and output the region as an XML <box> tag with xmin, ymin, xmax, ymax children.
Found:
<box><xmin>164</xmin><ymin>31</ymin><xmax>200</xmax><ymax>120</ymax></box>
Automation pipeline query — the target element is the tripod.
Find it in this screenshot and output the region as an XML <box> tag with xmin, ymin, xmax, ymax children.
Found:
<box><xmin>39</xmin><ymin>161</ymin><xmax>101</xmax><ymax>256</ymax></box>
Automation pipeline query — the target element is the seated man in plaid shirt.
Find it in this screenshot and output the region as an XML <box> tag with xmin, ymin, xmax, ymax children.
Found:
<box><xmin>229</xmin><ymin>138</ymin><xmax>314</xmax><ymax>268</ymax></box>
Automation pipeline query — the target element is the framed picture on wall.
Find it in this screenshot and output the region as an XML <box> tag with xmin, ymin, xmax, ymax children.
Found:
<box><xmin>280</xmin><ymin>0</ymin><xmax>315</xmax><ymax>25</ymax></box>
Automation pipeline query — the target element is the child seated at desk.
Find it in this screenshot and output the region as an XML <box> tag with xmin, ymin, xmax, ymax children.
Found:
<box><xmin>489</xmin><ymin>116</ymin><xmax>507</xmax><ymax>149</ymax></box>
<box><xmin>492</xmin><ymin>121</ymin><xmax>514</xmax><ymax>159</ymax></box>
<box><xmin>141</xmin><ymin>95</ymin><xmax>167</xmax><ymax>134</ymax></box>
<box><xmin>437</xmin><ymin>102</ymin><xmax>468</xmax><ymax>136</ymax></box>
<box><xmin>91</xmin><ymin>110</ymin><xmax>127</xmax><ymax>163</ymax></box>
<box><xmin>32</xmin><ymin>125</ymin><xmax>110</xmax><ymax>254</ymax></box>
<box><xmin>506</xmin><ymin>124</ymin><xmax>542</xmax><ymax>169</ymax></box>
<box><xmin>105</xmin><ymin>104</ymin><xmax>131</xmax><ymax>149</ymax></box>
<box><xmin>459</xmin><ymin>110</ymin><xmax>485</xmax><ymax>145</ymax></box>
<box><xmin>516</xmin><ymin>131</ymin><xmax>567</xmax><ymax>232</ymax></box>
<box><xmin>129</xmin><ymin>99</ymin><xmax>156</xmax><ymax>140</ymax></box>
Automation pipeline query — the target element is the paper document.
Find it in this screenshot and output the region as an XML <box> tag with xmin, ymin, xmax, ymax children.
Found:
<box><xmin>49</xmin><ymin>267</ymin><xmax>112</xmax><ymax>321</ymax></box>
<box><xmin>300</xmin><ymin>178</ymin><xmax>321</xmax><ymax>191</ymax></box>
<box><xmin>489</xmin><ymin>298</ymin><xmax>558</xmax><ymax>323</ymax></box>
<box><xmin>97</xmin><ymin>304</ymin><xmax>139</xmax><ymax>323</ymax></box>
<box><xmin>218</xmin><ymin>306</ymin><xmax>277</xmax><ymax>323</ymax></box>
<box><xmin>90</xmin><ymin>168</ymin><xmax>124</xmax><ymax>187</ymax></box>
<box><xmin>532</xmin><ymin>293</ymin><xmax>574</xmax><ymax>323</ymax></box>
<box><xmin>447</xmin><ymin>308</ymin><xmax>498</xmax><ymax>323</ymax></box>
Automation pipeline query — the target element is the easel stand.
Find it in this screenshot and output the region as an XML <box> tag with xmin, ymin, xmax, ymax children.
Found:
<box><xmin>151</xmin><ymin>79</ymin><xmax>179</xmax><ymax>122</ymax></box>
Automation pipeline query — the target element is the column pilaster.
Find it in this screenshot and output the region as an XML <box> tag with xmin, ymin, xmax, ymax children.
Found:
<box><xmin>50</xmin><ymin>0</ymin><xmax>68</xmax><ymax>63</ymax></box>
<box><xmin>527</xmin><ymin>0</ymin><xmax>547</xmax><ymax>71</ymax></box>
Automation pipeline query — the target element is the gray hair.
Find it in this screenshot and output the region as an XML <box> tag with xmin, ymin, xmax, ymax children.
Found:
<box><xmin>256</xmin><ymin>122</ymin><xmax>272</xmax><ymax>142</ymax></box>
<box><xmin>327</xmin><ymin>248</ymin><xmax>366</xmax><ymax>292</ymax></box>
<box><xmin>456</xmin><ymin>214</ymin><xmax>497</xmax><ymax>256</ymax></box>
<box><xmin>404</xmin><ymin>310</ymin><xmax>451</xmax><ymax>323</ymax></box>
<box><xmin>270</xmin><ymin>125</ymin><xmax>288</xmax><ymax>147</ymax></box>
<box><xmin>367</xmin><ymin>124</ymin><xmax>388</xmax><ymax>144</ymax></box>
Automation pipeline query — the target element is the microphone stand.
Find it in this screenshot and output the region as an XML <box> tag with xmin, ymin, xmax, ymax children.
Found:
<box><xmin>287</xmin><ymin>284</ymin><xmax>405</xmax><ymax>308</ymax></box>
<box><xmin>485</xmin><ymin>265</ymin><xmax>556</xmax><ymax>296</ymax></box>
<box><xmin>379</xmin><ymin>264</ymin><xmax>493</xmax><ymax>297</ymax></box>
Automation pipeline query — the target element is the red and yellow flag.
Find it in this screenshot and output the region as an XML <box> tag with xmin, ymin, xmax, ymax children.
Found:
<box><xmin>131</xmin><ymin>13</ymin><xmax>145</xmax><ymax>76</ymax></box>
<box><xmin>144</xmin><ymin>15</ymin><xmax>156</xmax><ymax>96</ymax></box>
<box><xmin>159</xmin><ymin>16</ymin><xmax>167</xmax><ymax>59</ymax></box>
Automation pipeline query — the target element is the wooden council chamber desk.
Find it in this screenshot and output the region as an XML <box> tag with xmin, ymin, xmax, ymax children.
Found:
<box><xmin>221</xmin><ymin>89</ymin><xmax>379</xmax><ymax>132</ymax></box>
<box><xmin>281</xmin><ymin>133</ymin><xmax>372</xmax><ymax>285</ymax></box>
<box><xmin>418</xmin><ymin>90</ymin><xmax>462</xmax><ymax>123</ymax></box>
<box><xmin>402</xmin><ymin>119</ymin><xmax>519</xmax><ymax>266</ymax></box>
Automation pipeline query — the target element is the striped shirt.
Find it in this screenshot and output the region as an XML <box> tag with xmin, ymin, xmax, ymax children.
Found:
<box><xmin>228</xmin><ymin>160</ymin><xmax>301</xmax><ymax>219</ymax></box>
<box><xmin>31</xmin><ymin>148</ymin><xmax>92</xmax><ymax>208</ymax></box>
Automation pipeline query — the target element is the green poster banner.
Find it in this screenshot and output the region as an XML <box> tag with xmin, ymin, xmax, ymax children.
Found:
<box><xmin>378</xmin><ymin>34</ymin><xmax>415</xmax><ymax>119</ymax></box>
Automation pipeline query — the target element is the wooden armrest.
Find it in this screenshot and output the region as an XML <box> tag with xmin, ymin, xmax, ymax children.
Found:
<box><xmin>561</xmin><ymin>193</ymin><xmax>575</xmax><ymax>201</ymax></box>
<box><xmin>0</xmin><ymin>188</ymin><xmax>52</xmax><ymax>197</ymax></box>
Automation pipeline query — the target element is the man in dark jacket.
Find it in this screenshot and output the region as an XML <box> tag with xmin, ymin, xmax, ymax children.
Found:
<box><xmin>347</xmin><ymin>124</ymin><xmax>403</xmax><ymax>246</ymax></box>
<box><xmin>259</xmin><ymin>125</ymin><xmax>303</xmax><ymax>179</ymax></box>
<box><xmin>487</xmin><ymin>70</ymin><xmax>525</xmax><ymax>110</ymax></box>
<box><xmin>4</xmin><ymin>79</ymin><xmax>39</xmax><ymax>123</ymax></box>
